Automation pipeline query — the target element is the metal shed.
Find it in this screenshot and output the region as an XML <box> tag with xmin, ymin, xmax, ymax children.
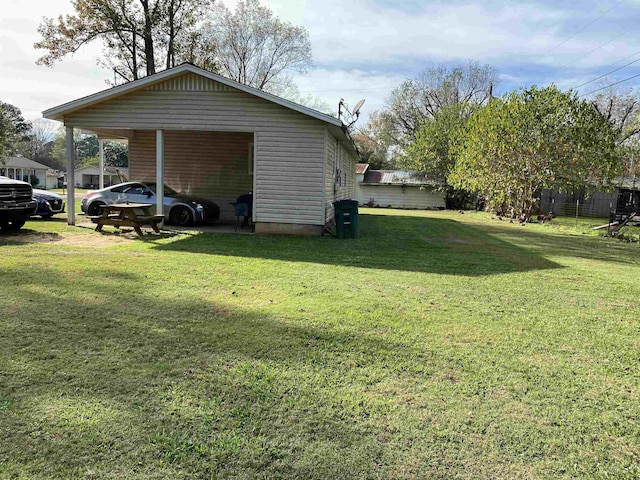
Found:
<box><xmin>43</xmin><ymin>63</ymin><xmax>358</xmax><ymax>235</ymax></box>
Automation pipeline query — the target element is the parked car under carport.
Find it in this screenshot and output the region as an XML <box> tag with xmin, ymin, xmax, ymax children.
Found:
<box><xmin>80</xmin><ymin>181</ymin><xmax>220</xmax><ymax>226</ymax></box>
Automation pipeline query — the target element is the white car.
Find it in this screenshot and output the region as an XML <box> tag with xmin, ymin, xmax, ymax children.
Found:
<box><xmin>80</xmin><ymin>182</ymin><xmax>220</xmax><ymax>226</ymax></box>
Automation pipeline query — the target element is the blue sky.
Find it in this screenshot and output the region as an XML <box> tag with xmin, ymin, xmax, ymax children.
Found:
<box><xmin>1</xmin><ymin>0</ymin><xmax>640</xmax><ymax>122</ymax></box>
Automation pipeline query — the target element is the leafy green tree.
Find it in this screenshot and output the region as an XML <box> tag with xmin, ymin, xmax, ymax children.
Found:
<box><xmin>403</xmin><ymin>103</ymin><xmax>477</xmax><ymax>181</ymax></box>
<box><xmin>76</xmin><ymin>135</ymin><xmax>99</xmax><ymax>164</ymax></box>
<box><xmin>35</xmin><ymin>0</ymin><xmax>214</xmax><ymax>83</ymax></box>
<box><xmin>450</xmin><ymin>86</ymin><xmax>621</xmax><ymax>220</ymax></box>
<box><xmin>352</xmin><ymin>132</ymin><xmax>388</xmax><ymax>170</ymax></box>
<box><xmin>0</xmin><ymin>102</ymin><xmax>32</xmax><ymax>162</ymax></box>
<box><xmin>104</xmin><ymin>141</ymin><xmax>129</xmax><ymax>167</ymax></box>
<box><xmin>52</xmin><ymin>130</ymin><xmax>129</xmax><ymax>169</ymax></box>
<box><xmin>26</xmin><ymin>175</ymin><xmax>40</xmax><ymax>187</ymax></box>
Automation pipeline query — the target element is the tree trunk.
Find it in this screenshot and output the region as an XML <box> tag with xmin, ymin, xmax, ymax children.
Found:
<box><xmin>132</xmin><ymin>32</ymin><xmax>139</xmax><ymax>79</ymax></box>
<box><xmin>139</xmin><ymin>0</ymin><xmax>156</xmax><ymax>76</ymax></box>
<box><xmin>167</xmin><ymin>11</ymin><xmax>175</xmax><ymax>67</ymax></box>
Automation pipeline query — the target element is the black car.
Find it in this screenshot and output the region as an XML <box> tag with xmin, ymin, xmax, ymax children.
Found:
<box><xmin>32</xmin><ymin>189</ymin><xmax>65</xmax><ymax>218</ymax></box>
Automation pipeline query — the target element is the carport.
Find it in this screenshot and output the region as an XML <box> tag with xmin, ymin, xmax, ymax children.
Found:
<box><xmin>43</xmin><ymin>63</ymin><xmax>359</xmax><ymax>235</ymax></box>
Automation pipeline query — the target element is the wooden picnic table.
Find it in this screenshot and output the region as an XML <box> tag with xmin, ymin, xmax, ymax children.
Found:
<box><xmin>88</xmin><ymin>202</ymin><xmax>164</xmax><ymax>235</ymax></box>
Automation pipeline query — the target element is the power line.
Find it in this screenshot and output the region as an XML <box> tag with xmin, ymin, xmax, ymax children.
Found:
<box><xmin>579</xmin><ymin>71</ymin><xmax>640</xmax><ymax>97</ymax></box>
<box><xmin>562</xmin><ymin>25</ymin><xmax>633</xmax><ymax>69</ymax></box>
<box><xmin>536</xmin><ymin>0</ymin><xmax>624</xmax><ymax>63</ymax></box>
<box><xmin>572</xmin><ymin>53</ymin><xmax>640</xmax><ymax>90</ymax></box>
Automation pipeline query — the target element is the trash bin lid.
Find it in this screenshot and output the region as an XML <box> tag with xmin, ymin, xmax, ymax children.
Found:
<box><xmin>333</xmin><ymin>199</ymin><xmax>358</xmax><ymax>206</ymax></box>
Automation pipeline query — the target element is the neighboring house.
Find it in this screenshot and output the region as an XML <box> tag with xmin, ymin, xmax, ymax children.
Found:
<box><xmin>0</xmin><ymin>157</ymin><xmax>50</xmax><ymax>188</ymax></box>
<box><xmin>356</xmin><ymin>164</ymin><xmax>446</xmax><ymax>210</ymax></box>
<box><xmin>74</xmin><ymin>165</ymin><xmax>129</xmax><ymax>188</ymax></box>
<box><xmin>43</xmin><ymin>63</ymin><xmax>358</xmax><ymax>234</ymax></box>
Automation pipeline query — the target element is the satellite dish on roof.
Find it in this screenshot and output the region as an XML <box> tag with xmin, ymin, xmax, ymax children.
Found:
<box><xmin>338</xmin><ymin>98</ymin><xmax>366</xmax><ymax>129</ymax></box>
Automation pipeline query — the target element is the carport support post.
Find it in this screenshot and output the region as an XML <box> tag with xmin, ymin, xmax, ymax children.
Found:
<box><xmin>98</xmin><ymin>139</ymin><xmax>105</xmax><ymax>189</ymax></box>
<box><xmin>66</xmin><ymin>126</ymin><xmax>75</xmax><ymax>225</ymax></box>
<box><xmin>156</xmin><ymin>129</ymin><xmax>164</xmax><ymax>224</ymax></box>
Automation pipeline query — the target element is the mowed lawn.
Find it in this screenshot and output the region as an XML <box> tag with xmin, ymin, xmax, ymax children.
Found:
<box><xmin>1</xmin><ymin>209</ymin><xmax>639</xmax><ymax>479</ymax></box>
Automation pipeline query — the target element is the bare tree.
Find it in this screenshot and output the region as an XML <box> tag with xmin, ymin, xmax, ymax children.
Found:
<box><xmin>380</xmin><ymin>61</ymin><xmax>498</xmax><ymax>148</ymax></box>
<box><xmin>198</xmin><ymin>0</ymin><xmax>312</xmax><ymax>93</ymax></box>
<box><xmin>589</xmin><ymin>86</ymin><xmax>640</xmax><ymax>145</ymax></box>
<box><xmin>26</xmin><ymin>120</ymin><xmax>57</xmax><ymax>164</ymax></box>
<box><xmin>587</xmin><ymin>86</ymin><xmax>640</xmax><ymax>181</ymax></box>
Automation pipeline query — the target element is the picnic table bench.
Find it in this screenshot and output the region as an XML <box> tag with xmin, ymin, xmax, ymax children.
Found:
<box><xmin>89</xmin><ymin>202</ymin><xmax>164</xmax><ymax>235</ymax></box>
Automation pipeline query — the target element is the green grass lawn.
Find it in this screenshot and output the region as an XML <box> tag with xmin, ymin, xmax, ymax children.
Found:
<box><xmin>1</xmin><ymin>209</ymin><xmax>639</xmax><ymax>479</ymax></box>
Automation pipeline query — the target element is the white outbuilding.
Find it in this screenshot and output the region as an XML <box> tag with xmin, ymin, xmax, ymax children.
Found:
<box><xmin>43</xmin><ymin>63</ymin><xmax>359</xmax><ymax>234</ymax></box>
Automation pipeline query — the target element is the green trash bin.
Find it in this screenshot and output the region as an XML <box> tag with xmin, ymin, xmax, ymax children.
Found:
<box><xmin>333</xmin><ymin>199</ymin><xmax>359</xmax><ymax>239</ymax></box>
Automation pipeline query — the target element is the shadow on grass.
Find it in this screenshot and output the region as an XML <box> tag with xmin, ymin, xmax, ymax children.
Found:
<box><xmin>149</xmin><ymin>214</ymin><xmax>562</xmax><ymax>276</ymax></box>
<box><xmin>0</xmin><ymin>265</ymin><xmax>452</xmax><ymax>478</ymax></box>
<box><xmin>2</xmin><ymin>254</ymin><xmax>639</xmax><ymax>478</ymax></box>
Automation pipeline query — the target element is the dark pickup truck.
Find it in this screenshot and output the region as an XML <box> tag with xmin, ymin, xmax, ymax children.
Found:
<box><xmin>0</xmin><ymin>176</ymin><xmax>37</xmax><ymax>232</ymax></box>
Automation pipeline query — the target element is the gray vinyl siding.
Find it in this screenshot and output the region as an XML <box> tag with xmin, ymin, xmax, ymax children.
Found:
<box><xmin>64</xmin><ymin>82</ymin><xmax>325</xmax><ymax>133</ymax></box>
<box><xmin>64</xmin><ymin>72</ymin><xmax>327</xmax><ymax>225</ymax></box>
<box><xmin>324</xmin><ymin>134</ymin><xmax>357</xmax><ymax>224</ymax></box>
<box><xmin>325</xmin><ymin>133</ymin><xmax>336</xmax><ymax>222</ymax></box>
<box><xmin>337</xmin><ymin>143</ymin><xmax>356</xmax><ymax>200</ymax></box>
<box><xmin>145</xmin><ymin>73</ymin><xmax>233</xmax><ymax>92</ymax></box>
<box><xmin>254</xmin><ymin>128</ymin><xmax>325</xmax><ymax>225</ymax></box>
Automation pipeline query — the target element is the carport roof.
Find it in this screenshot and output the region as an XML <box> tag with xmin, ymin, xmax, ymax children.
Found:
<box><xmin>43</xmin><ymin>63</ymin><xmax>343</xmax><ymax>129</ymax></box>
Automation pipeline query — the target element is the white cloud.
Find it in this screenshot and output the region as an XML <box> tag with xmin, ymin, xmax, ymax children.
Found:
<box><xmin>262</xmin><ymin>1</ymin><xmax>570</xmax><ymax>64</ymax></box>
<box><xmin>292</xmin><ymin>68</ymin><xmax>407</xmax><ymax>120</ymax></box>
<box><xmin>2</xmin><ymin>0</ymin><xmax>640</xmax><ymax>124</ymax></box>
<box><xmin>1</xmin><ymin>1</ymin><xmax>109</xmax><ymax>121</ymax></box>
